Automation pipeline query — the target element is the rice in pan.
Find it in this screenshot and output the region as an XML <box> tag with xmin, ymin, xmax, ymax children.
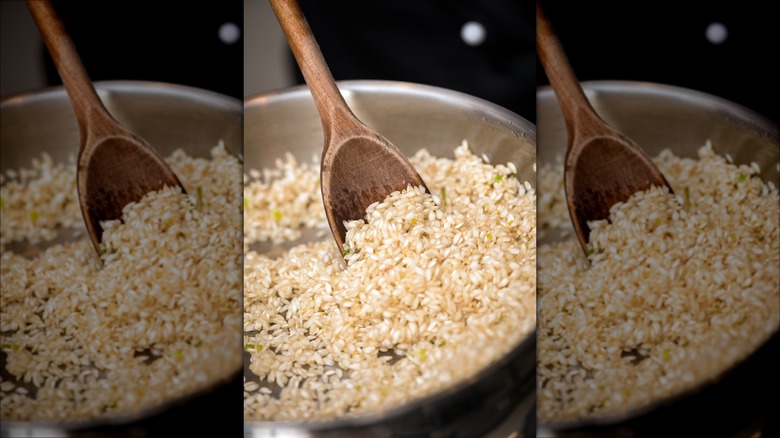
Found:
<box><xmin>537</xmin><ymin>141</ymin><xmax>780</xmax><ymax>422</ymax></box>
<box><xmin>0</xmin><ymin>143</ymin><xmax>242</xmax><ymax>421</ymax></box>
<box><xmin>243</xmin><ymin>141</ymin><xmax>537</xmax><ymax>420</ymax></box>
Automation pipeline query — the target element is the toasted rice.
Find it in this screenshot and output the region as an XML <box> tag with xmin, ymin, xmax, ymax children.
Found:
<box><xmin>243</xmin><ymin>141</ymin><xmax>536</xmax><ymax>421</ymax></box>
<box><xmin>537</xmin><ymin>141</ymin><xmax>780</xmax><ymax>422</ymax></box>
<box><xmin>0</xmin><ymin>143</ymin><xmax>242</xmax><ymax>421</ymax></box>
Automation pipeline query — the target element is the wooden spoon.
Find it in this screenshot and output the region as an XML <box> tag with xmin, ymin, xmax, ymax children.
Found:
<box><xmin>269</xmin><ymin>0</ymin><xmax>428</xmax><ymax>253</ymax></box>
<box><xmin>27</xmin><ymin>0</ymin><xmax>185</xmax><ymax>254</ymax></box>
<box><xmin>536</xmin><ymin>2</ymin><xmax>673</xmax><ymax>255</ymax></box>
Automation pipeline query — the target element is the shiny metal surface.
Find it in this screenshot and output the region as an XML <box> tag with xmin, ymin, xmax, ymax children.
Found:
<box><xmin>537</xmin><ymin>81</ymin><xmax>779</xmax><ymax>437</ymax></box>
<box><xmin>244</xmin><ymin>80</ymin><xmax>537</xmax><ymax>437</ymax></box>
<box><xmin>244</xmin><ymin>80</ymin><xmax>535</xmax><ymax>187</ymax></box>
<box><xmin>1</xmin><ymin>80</ymin><xmax>242</xmax><ymax>169</ymax></box>
<box><xmin>0</xmin><ymin>80</ymin><xmax>243</xmax><ymax>436</ymax></box>
<box><xmin>538</xmin><ymin>80</ymin><xmax>778</xmax><ymax>188</ymax></box>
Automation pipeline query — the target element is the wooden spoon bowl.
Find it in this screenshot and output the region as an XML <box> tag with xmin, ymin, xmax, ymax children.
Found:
<box><xmin>536</xmin><ymin>2</ymin><xmax>673</xmax><ymax>254</ymax></box>
<box><xmin>268</xmin><ymin>0</ymin><xmax>428</xmax><ymax>252</ymax></box>
<box><xmin>27</xmin><ymin>0</ymin><xmax>185</xmax><ymax>254</ymax></box>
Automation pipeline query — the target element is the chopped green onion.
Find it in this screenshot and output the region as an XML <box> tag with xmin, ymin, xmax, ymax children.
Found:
<box><xmin>0</xmin><ymin>197</ymin><xmax>5</xmax><ymax>208</ymax></box>
<box><xmin>439</xmin><ymin>187</ymin><xmax>447</xmax><ymax>207</ymax></box>
<box><xmin>273</xmin><ymin>211</ymin><xmax>283</xmax><ymax>221</ymax></box>
<box><xmin>196</xmin><ymin>186</ymin><xmax>204</xmax><ymax>208</ymax></box>
<box><xmin>485</xmin><ymin>233</ymin><xmax>492</xmax><ymax>241</ymax></box>
<box><xmin>738</xmin><ymin>174</ymin><xmax>747</xmax><ymax>182</ymax></box>
<box><xmin>195</xmin><ymin>339</ymin><xmax>203</xmax><ymax>347</ymax></box>
<box><xmin>683</xmin><ymin>187</ymin><xmax>691</xmax><ymax>210</ymax></box>
<box><xmin>662</xmin><ymin>349</ymin><xmax>671</xmax><ymax>361</ymax></box>
<box><xmin>494</xmin><ymin>175</ymin><xmax>504</xmax><ymax>182</ymax></box>
<box><xmin>29</xmin><ymin>210</ymin><xmax>39</xmax><ymax>221</ymax></box>
<box><xmin>1</xmin><ymin>343</ymin><xmax>20</xmax><ymax>351</ymax></box>
<box><xmin>342</xmin><ymin>248</ymin><xmax>351</xmax><ymax>256</ymax></box>
<box><xmin>380</xmin><ymin>387</ymin><xmax>388</xmax><ymax>397</ymax></box>
<box><xmin>649</xmin><ymin>218</ymin><xmax>661</xmax><ymax>232</ymax></box>
<box><xmin>439</xmin><ymin>340</ymin><xmax>447</xmax><ymax>347</ymax></box>
<box><xmin>419</xmin><ymin>349</ymin><xmax>427</xmax><ymax>360</ymax></box>
<box><xmin>174</xmin><ymin>349</ymin><xmax>184</xmax><ymax>361</ymax></box>
<box><xmin>411</xmin><ymin>218</ymin><xmax>418</xmax><ymax>225</ymax></box>
<box><xmin>243</xmin><ymin>197</ymin><xmax>249</xmax><ymax>208</ymax></box>
<box><xmin>586</xmin><ymin>248</ymin><xmax>595</xmax><ymax>256</ymax></box>
<box><xmin>99</xmin><ymin>248</ymin><xmax>108</xmax><ymax>256</ymax></box>
<box><xmin>244</xmin><ymin>344</ymin><xmax>263</xmax><ymax>351</ymax></box>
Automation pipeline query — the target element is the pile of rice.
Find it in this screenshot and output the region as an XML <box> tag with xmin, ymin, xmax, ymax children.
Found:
<box><xmin>243</xmin><ymin>141</ymin><xmax>536</xmax><ymax>420</ymax></box>
<box><xmin>0</xmin><ymin>142</ymin><xmax>242</xmax><ymax>421</ymax></box>
<box><xmin>537</xmin><ymin>141</ymin><xmax>780</xmax><ymax>422</ymax></box>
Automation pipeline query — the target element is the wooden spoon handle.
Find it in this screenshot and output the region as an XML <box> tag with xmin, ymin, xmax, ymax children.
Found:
<box><xmin>26</xmin><ymin>0</ymin><xmax>113</xmax><ymax>139</ymax></box>
<box><xmin>536</xmin><ymin>2</ymin><xmax>602</xmax><ymax>145</ymax></box>
<box><xmin>268</xmin><ymin>0</ymin><xmax>356</xmax><ymax>147</ymax></box>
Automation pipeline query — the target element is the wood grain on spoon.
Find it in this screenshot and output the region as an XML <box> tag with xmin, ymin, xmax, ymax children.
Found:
<box><xmin>27</xmin><ymin>0</ymin><xmax>185</xmax><ymax>254</ymax></box>
<box><xmin>536</xmin><ymin>2</ymin><xmax>673</xmax><ymax>254</ymax></box>
<box><xmin>268</xmin><ymin>0</ymin><xmax>428</xmax><ymax>253</ymax></box>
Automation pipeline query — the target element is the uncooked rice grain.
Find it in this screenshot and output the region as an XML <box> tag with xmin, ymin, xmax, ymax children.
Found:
<box><xmin>243</xmin><ymin>140</ymin><xmax>536</xmax><ymax>421</ymax></box>
<box><xmin>537</xmin><ymin>141</ymin><xmax>780</xmax><ymax>422</ymax></box>
<box><xmin>0</xmin><ymin>142</ymin><xmax>242</xmax><ymax>421</ymax></box>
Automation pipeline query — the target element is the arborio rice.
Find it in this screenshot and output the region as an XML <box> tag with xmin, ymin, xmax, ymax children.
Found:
<box><xmin>243</xmin><ymin>141</ymin><xmax>536</xmax><ymax>420</ymax></box>
<box><xmin>537</xmin><ymin>141</ymin><xmax>780</xmax><ymax>422</ymax></box>
<box><xmin>0</xmin><ymin>142</ymin><xmax>242</xmax><ymax>421</ymax></box>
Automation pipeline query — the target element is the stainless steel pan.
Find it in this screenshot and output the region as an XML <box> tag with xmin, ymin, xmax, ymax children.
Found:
<box><xmin>536</xmin><ymin>80</ymin><xmax>779</xmax><ymax>438</ymax></box>
<box><xmin>1</xmin><ymin>80</ymin><xmax>243</xmax><ymax>437</ymax></box>
<box><xmin>243</xmin><ymin>80</ymin><xmax>537</xmax><ymax>437</ymax></box>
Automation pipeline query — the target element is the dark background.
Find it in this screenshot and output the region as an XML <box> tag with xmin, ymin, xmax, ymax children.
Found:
<box><xmin>291</xmin><ymin>0</ymin><xmax>537</xmax><ymax>124</ymax></box>
<box><xmin>536</xmin><ymin>0</ymin><xmax>779</xmax><ymax>125</ymax></box>
<box><xmin>39</xmin><ymin>1</ymin><xmax>244</xmax><ymax>100</ymax></box>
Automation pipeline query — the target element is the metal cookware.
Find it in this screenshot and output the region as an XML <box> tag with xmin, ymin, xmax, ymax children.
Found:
<box><xmin>536</xmin><ymin>80</ymin><xmax>779</xmax><ymax>438</ymax></box>
<box><xmin>243</xmin><ymin>80</ymin><xmax>537</xmax><ymax>438</ymax></box>
<box><xmin>1</xmin><ymin>80</ymin><xmax>243</xmax><ymax>437</ymax></box>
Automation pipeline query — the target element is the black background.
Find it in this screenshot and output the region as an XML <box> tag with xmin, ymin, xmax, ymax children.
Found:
<box><xmin>292</xmin><ymin>0</ymin><xmax>538</xmax><ymax>124</ymax></box>
<box><xmin>536</xmin><ymin>0</ymin><xmax>779</xmax><ymax>125</ymax></box>
<box><xmin>40</xmin><ymin>1</ymin><xmax>243</xmax><ymax>100</ymax></box>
